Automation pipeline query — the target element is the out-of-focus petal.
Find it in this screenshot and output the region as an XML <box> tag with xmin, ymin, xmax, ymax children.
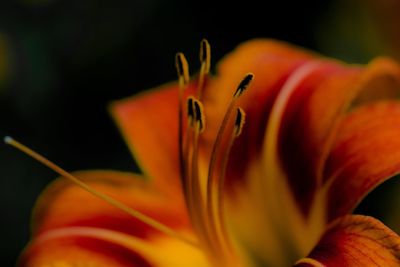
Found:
<box><xmin>269</xmin><ymin>61</ymin><xmax>360</xmax><ymax>214</ymax></box>
<box><xmin>325</xmin><ymin>102</ymin><xmax>400</xmax><ymax>222</ymax></box>
<box><xmin>31</xmin><ymin>170</ymin><xmax>191</xmax><ymax>239</ymax></box>
<box><xmin>19</xmin><ymin>226</ymin><xmax>209</xmax><ymax>267</ymax></box>
<box><xmin>233</xmin><ymin>52</ymin><xmax>400</xmax><ymax>265</ymax></box>
<box><xmin>110</xmin><ymin>82</ymin><xmax>202</xmax><ymax>196</ymax></box>
<box><xmin>294</xmin><ymin>215</ymin><xmax>400</xmax><ymax>266</ymax></box>
<box><xmin>268</xmin><ymin>57</ymin><xmax>400</xmax><ymax>218</ymax></box>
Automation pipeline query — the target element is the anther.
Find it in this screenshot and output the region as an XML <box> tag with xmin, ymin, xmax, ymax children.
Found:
<box><xmin>197</xmin><ymin>39</ymin><xmax>211</xmax><ymax>99</ymax></box>
<box><xmin>199</xmin><ymin>39</ymin><xmax>211</xmax><ymax>74</ymax></box>
<box><xmin>187</xmin><ymin>97</ymin><xmax>195</xmax><ymax>127</ymax></box>
<box><xmin>233</xmin><ymin>73</ymin><xmax>254</xmax><ymax>98</ymax></box>
<box><xmin>175</xmin><ymin>53</ymin><xmax>190</xmax><ymax>87</ymax></box>
<box><xmin>234</xmin><ymin>108</ymin><xmax>246</xmax><ymax>137</ymax></box>
<box><xmin>193</xmin><ymin>99</ymin><xmax>205</xmax><ymax>133</ymax></box>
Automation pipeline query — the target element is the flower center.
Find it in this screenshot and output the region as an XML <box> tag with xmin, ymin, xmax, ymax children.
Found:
<box><xmin>175</xmin><ymin>39</ymin><xmax>254</xmax><ymax>265</ymax></box>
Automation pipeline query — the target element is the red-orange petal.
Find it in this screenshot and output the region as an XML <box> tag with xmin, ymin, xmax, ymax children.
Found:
<box><xmin>270</xmin><ymin>57</ymin><xmax>400</xmax><ymax>216</ymax></box>
<box><xmin>31</xmin><ymin>170</ymin><xmax>191</xmax><ymax>239</ymax></box>
<box><xmin>325</xmin><ymin>102</ymin><xmax>400</xmax><ymax>222</ymax></box>
<box><xmin>19</xmin><ymin>227</ymin><xmax>153</xmax><ymax>267</ymax></box>
<box><xmin>19</xmin><ymin>226</ymin><xmax>209</xmax><ymax>267</ymax></box>
<box><xmin>110</xmin><ymin>83</ymin><xmax>198</xmax><ymax>196</ymax></box>
<box><xmin>294</xmin><ymin>215</ymin><xmax>400</xmax><ymax>266</ymax></box>
<box><xmin>206</xmin><ymin>40</ymin><xmax>315</xmax><ymax>192</ymax></box>
<box><xmin>274</xmin><ymin>61</ymin><xmax>361</xmax><ymax>214</ymax></box>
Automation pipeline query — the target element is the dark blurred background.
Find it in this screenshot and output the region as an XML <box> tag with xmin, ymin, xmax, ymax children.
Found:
<box><xmin>1</xmin><ymin>0</ymin><xmax>400</xmax><ymax>266</ymax></box>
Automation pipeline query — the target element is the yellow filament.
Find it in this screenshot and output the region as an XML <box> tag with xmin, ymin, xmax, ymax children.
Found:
<box><xmin>190</xmin><ymin>126</ymin><xmax>205</xmax><ymax>231</ymax></box>
<box><xmin>205</xmin><ymin>99</ymin><xmax>236</xmax><ymax>245</ymax></box>
<box><xmin>189</xmin><ymin>100</ymin><xmax>208</xmax><ymax>239</ymax></box>
<box><xmin>216</xmin><ymin>108</ymin><xmax>246</xmax><ymax>247</ymax></box>
<box><xmin>215</xmin><ymin>127</ymin><xmax>237</xmax><ymax>249</ymax></box>
<box><xmin>4</xmin><ymin>136</ymin><xmax>199</xmax><ymax>249</ymax></box>
<box><xmin>183</xmin><ymin>98</ymin><xmax>194</xmax><ymax>211</ymax></box>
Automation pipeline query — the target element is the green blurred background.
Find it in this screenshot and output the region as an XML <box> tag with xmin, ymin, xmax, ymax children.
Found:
<box><xmin>1</xmin><ymin>0</ymin><xmax>400</xmax><ymax>266</ymax></box>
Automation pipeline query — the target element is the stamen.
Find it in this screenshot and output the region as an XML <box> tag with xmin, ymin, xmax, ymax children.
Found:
<box><xmin>4</xmin><ymin>136</ymin><xmax>200</xmax><ymax>249</ymax></box>
<box><xmin>184</xmin><ymin>99</ymin><xmax>212</xmax><ymax>250</ymax></box>
<box><xmin>199</xmin><ymin>39</ymin><xmax>211</xmax><ymax>74</ymax></box>
<box><xmin>207</xmin><ymin>73</ymin><xmax>254</xmax><ymax>202</ymax></box>
<box><xmin>206</xmin><ymin>74</ymin><xmax>254</xmax><ymax>250</ymax></box>
<box><xmin>176</xmin><ymin>52</ymin><xmax>190</xmax><ymax>206</ymax></box>
<box><xmin>233</xmin><ymin>73</ymin><xmax>254</xmax><ymax>98</ymax></box>
<box><xmin>174</xmin><ymin>41</ymin><xmax>253</xmax><ymax>263</ymax></box>
<box><xmin>197</xmin><ymin>39</ymin><xmax>211</xmax><ymax>99</ymax></box>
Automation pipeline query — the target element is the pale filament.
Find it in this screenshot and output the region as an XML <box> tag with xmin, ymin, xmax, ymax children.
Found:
<box><xmin>4</xmin><ymin>137</ymin><xmax>199</xmax><ymax>248</ymax></box>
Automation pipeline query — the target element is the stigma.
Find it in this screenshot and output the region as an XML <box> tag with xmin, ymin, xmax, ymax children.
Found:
<box><xmin>176</xmin><ymin>39</ymin><xmax>254</xmax><ymax>264</ymax></box>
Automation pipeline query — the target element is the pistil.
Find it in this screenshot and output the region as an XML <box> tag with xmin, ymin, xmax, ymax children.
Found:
<box><xmin>4</xmin><ymin>136</ymin><xmax>200</xmax><ymax>248</ymax></box>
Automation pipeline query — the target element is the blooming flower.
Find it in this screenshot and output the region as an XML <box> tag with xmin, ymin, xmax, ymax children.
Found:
<box><xmin>13</xmin><ymin>39</ymin><xmax>400</xmax><ymax>267</ymax></box>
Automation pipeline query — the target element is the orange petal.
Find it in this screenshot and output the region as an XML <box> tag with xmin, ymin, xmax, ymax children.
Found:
<box><xmin>325</xmin><ymin>102</ymin><xmax>400</xmax><ymax>222</ymax></box>
<box><xmin>110</xmin><ymin>83</ymin><xmax>199</xmax><ymax>196</ymax></box>
<box><xmin>269</xmin><ymin>57</ymin><xmax>400</xmax><ymax>217</ymax></box>
<box><xmin>31</xmin><ymin>170</ymin><xmax>191</xmax><ymax>239</ymax></box>
<box><xmin>239</xmin><ymin>61</ymin><xmax>357</xmax><ymax>265</ymax></box>
<box><xmin>225</xmin><ymin>47</ymin><xmax>400</xmax><ymax>264</ymax></box>
<box><xmin>294</xmin><ymin>215</ymin><xmax>400</xmax><ymax>266</ymax></box>
<box><xmin>19</xmin><ymin>226</ymin><xmax>209</xmax><ymax>267</ymax></box>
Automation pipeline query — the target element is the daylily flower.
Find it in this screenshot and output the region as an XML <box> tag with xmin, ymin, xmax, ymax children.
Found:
<box><xmin>14</xmin><ymin>39</ymin><xmax>400</xmax><ymax>267</ymax></box>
